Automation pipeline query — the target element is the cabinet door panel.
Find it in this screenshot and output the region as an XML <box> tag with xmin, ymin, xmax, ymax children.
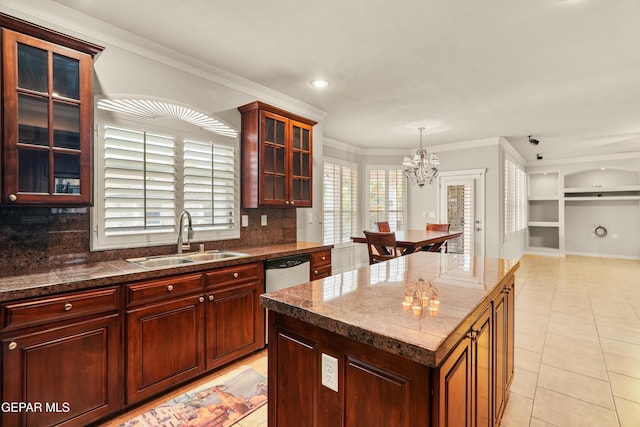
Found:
<box><xmin>494</xmin><ymin>292</ymin><xmax>507</xmax><ymax>423</ymax></box>
<box><xmin>1</xmin><ymin>314</ymin><xmax>121</xmax><ymax>427</ymax></box>
<box><xmin>473</xmin><ymin>305</ymin><xmax>493</xmax><ymax>427</ymax></box>
<box><xmin>126</xmin><ymin>294</ymin><xmax>204</xmax><ymax>404</ymax></box>
<box><xmin>437</xmin><ymin>337</ymin><xmax>471</xmax><ymax>427</ymax></box>
<box><xmin>206</xmin><ymin>281</ymin><xmax>259</xmax><ymax>369</ymax></box>
<box><xmin>345</xmin><ymin>357</ymin><xmax>410</xmax><ymax>427</ymax></box>
<box><xmin>271</xmin><ymin>330</ymin><xmax>318</xmax><ymax>427</ymax></box>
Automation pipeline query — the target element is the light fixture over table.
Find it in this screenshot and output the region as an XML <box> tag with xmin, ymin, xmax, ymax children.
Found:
<box><xmin>402</xmin><ymin>127</ymin><xmax>440</xmax><ymax>188</ymax></box>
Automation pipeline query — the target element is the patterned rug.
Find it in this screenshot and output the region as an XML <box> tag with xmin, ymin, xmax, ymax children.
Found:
<box><xmin>119</xmin><ymin>366</ymin><xmax>267</xmax><ymax>427</ymax></box>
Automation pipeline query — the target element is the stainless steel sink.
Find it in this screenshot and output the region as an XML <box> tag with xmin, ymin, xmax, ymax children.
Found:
<box><xmin>128</xmin><ymin>256</ymin><xmax>194</xmax><ymax>268</ymax></box>
<box><xmin>185</xmin><ymin>251</ymin><xmax>249</xmax><ymax>262</ymax></box>
<box><xmin>127</xmin><ymin>251</ymin><xmax>248</xmax><ymax>269</ymax></box>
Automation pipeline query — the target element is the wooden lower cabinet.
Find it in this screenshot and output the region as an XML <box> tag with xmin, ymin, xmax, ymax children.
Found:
<box><xmin>205</xmin><ymin>280</ymin><xmax>263</xmax><ymax>369</ymax></box>
<box><xmin>0</xmin><ymin>288</ymin><xmax>121</xmax><ymax>427</ymax></box>
<box><xmin>494</xmin><ymin>281</ymin><xmax>515</xmax><ymax>424</ymax></box>
<box><xmin>126</xmin><ymin>293</ymin><xmax>205</xmax><ymax>404</ymax></box>
<box><xmin>435</xmin><ymin>304</ymin><xmax>492</xmax><ymax>427</ymax></box>
<box><xmin>311</xmin><ymin>250</ymin><xmax>332</xmax><ymax>280</ymax></box>
<box><xmin>269</xmin><ymin>313</ymin><xmax>432</xmax><ymax>427</ymax></box>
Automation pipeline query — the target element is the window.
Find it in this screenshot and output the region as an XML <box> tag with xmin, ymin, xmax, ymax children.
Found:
<box><xmin>322</xmin><ymin>160</ymin><xmax>357</xmax><ymax>245</ymax></box>
<box><xmin>504</xmin><ymin>156</ymin><xmax>527</xmax><ymax>239</ymax></box>
<box><xmin>92</xmin><ymin>114</ymin><xmax>239</xmax><ymax>250</ymax></box>
<box><xmin>367</xmin><ymin>167</ymin><xmax>407</xmax><ymax>231</ymax></box>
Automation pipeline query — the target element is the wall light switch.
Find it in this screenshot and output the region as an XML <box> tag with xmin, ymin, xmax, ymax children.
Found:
<box><xmin>321</xmin><ymin>353</ymin><xmax>338</xmax><ymax>392</ymax></box>
<box><xmin>241</xmin><ymin>215</ymin><xmax>248</xmax><ymax>227</ymax></box>
<box><xmin>261</xmin><ymin>215</ymin><xmax>267</xmax><ymax>226</ymax></box>
<box><xmin>308</xmin><ymin>213</ymin><xmax>313</xmax><ymax>224</ymax></box>
<box><xmin>429</xmin><ymin>211</ymin><xmax>436</xmax><ymax>218</ymax></box>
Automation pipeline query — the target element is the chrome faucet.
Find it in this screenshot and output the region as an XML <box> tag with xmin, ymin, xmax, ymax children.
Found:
<box><xmin>177</xmin><ymin>210</ymin><xmax>194</xmax><ymax>254</ymax></box>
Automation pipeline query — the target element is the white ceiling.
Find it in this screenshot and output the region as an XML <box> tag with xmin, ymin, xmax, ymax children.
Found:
<box><xmin>49</xmin><ymin>0</ymin><xmax>640</xmax><ymax>162</ymax></box>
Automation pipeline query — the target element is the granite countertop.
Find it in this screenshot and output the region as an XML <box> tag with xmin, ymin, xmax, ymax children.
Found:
<box><xmin>260</xmin><ymin>251</ymin><xmax>520</xmax><ymax>367</ymax></box>
<box><xmin>0</xmin><ymin>242</ymin><xmax>331</xmax><ymax>303</ymax></box>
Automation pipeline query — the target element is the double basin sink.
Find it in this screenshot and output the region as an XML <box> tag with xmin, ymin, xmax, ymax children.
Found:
<box><xmin>127</xmin><ymin>250</ymin><xmax>249</xmax><ymax>269</ymax></box>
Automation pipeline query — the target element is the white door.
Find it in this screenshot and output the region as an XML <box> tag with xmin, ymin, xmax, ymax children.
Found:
<box><xmin>439</xmin><ymin>171</ymin><xmax>485</xmax><ymax>256</ymax></box>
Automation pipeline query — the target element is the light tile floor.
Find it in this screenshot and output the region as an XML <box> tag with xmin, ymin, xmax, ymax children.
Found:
<box><xmin>502</xmin><ymin>255</ymin><xmax>640</xmax><ymax>427</ymax></box>
<box><xmin>103</xmin><ymin>255</ymin><xmax>640</xmax><ymax>427</ymax></box>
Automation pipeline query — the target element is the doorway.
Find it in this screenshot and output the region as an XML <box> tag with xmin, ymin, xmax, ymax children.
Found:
<box><xmin>439</xmin><ymin>170</ymin><xmax>485</xmax><ymax>256</ymax></box>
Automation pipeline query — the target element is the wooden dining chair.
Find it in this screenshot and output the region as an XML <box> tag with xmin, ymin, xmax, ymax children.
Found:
<box><xmin>375</xmin><ymin>221</ymin><xmax>390</xmax><ymax>232</ymax></box>
<box><xmin>364</xmin><ymin>230</ymin><xmax>399</xmax><ymax>265</ymax></box>
<box><xmin>424</xmin><ymin>223</ymin><xmax>451</xmax><ymax>252</ymax></box>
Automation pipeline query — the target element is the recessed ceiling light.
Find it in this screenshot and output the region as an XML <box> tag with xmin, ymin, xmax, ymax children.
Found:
<box><xmin>310</xmin><ymin>79</ymin><xmax>329</xmax><ymax>88</ymax></box>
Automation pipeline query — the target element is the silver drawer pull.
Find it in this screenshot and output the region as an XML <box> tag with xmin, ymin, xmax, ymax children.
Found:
<box><xmin>314</xmin><ymin>270</ymin><xmax>319</xmax><ymax>275</ymax></box>
<box><xmin>167</xmin><ymin>285</ymin><xmax>174</xmax><ymax>292</ymax></box>
<box><xmin>8</xmin><ymin>341</ymin><xmax>17</xmax><ymax>350</ymax></box>
<box><xmin>64</xmin><ymin>303</ymin><xmax>73</xmax><ymax>311</ymax></box>
<box><xmin>208</xmin><ymin>295</ymin><xmax>214</xmax><ymax>301</ymax></box>
<box><xmin>9</xmin><ymin>194</ymin><xmax>17</xmax><ymax>202</ymax></box>
<box><xmin>233</xmin><ymin>272</ymin><xmax>239</xmax><ymax>278</ymax></box>
<box><xmin>321</xmin><ymin>256</ymin><xmax>326</xmax><ymax>261</ymax></box>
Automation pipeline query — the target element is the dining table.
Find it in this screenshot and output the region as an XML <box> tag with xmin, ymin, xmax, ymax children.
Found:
<box><xmin>350</xmin><ymin>229</ymin><xmax>463</xmax><ymax>255</ymax></box>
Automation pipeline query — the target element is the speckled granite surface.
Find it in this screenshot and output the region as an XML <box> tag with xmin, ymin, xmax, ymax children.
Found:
<box><xmin>0</xmin><ymin>242</ymin><xmax>331</xmax><ymax>302</ymax></box>
<box><xmin>261</xmin><ymin>251</ymin><xmax>519</xmax><ymax>367</ymax></box>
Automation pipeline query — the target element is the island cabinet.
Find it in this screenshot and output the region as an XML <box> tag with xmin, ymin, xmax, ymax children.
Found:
<box><xmin>238</xmin><ymin>101</ymin><xmax>317</xmax><ymax>208</ymax></box>
<box><xmin>0</xmin><ymin>14</ymin><xmax>103</xmax><ymax>206</ymax></box>
<box><xmin>0</xmin><ymin>287</ymin><xmax>122</xmax><ymax>427</ymax></box>
<box><xmin>263</xmin><ymin>252</ymin><xmax>518</xmax><ymax>427</ymax></box>
<box><xmin>434</xmin><ymin>304</ymin><xmax>493</xmax><ymax>427</ymax></box>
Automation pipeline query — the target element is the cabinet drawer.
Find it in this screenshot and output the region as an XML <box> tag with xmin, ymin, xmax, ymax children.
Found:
<box><xmin>312</xmin><ymin>265</ymin><xmax>332</xmax><ymax>280</ymax></box>
<box><xmin>1</xmin><ymin>287</ymin><xmax>120</xmax><ymax>332</ymax></box>
<box><xmin>205</xmin><ymin>262</ymin><xmax>262</xmax><ymax>288</ymax></box>
<box><xmin>127</xmin><ymin>273</ymin><xmax>203</xmax><ymax>306</ymax></box>
<box><xmin>311</xmin><ymin>250</ymin><xmax>331</xmax><ymax>268</ymax></box>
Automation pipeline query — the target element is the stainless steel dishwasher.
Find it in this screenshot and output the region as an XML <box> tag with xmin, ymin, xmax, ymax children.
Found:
<box><xmin>264</xmin><ymin>253</ymin><xmax>311</xmax><ymax>342</ymax></box>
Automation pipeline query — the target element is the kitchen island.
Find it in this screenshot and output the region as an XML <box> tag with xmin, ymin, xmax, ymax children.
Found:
<box><xmin>260</xmin><ymin>251</ymin><xmax>519</xmax><ymax>427</ymax></box>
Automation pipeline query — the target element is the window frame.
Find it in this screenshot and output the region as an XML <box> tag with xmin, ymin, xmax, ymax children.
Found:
<box><xmin>91</xmin><ymin>112</ymin><xmax>240</xmax><ymax>251</ymax></box>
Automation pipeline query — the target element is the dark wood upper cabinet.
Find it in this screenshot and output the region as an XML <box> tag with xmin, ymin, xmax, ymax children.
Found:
<box><xmin>0</xmin><ymin>14</ymin><xmax>103</xmax><ymax>206</ymax></box>
<box><xmin>238</xmin><ymin>101</ymin><xmax>317</xmax><ymax>208</ymax></box>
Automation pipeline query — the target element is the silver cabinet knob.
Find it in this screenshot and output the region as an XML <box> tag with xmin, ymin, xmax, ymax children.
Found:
<box><xmin>285</xmin><ymin>201</ymin><xmax>290</xmax><ymax>205</ymax></box>
<box><xmin>199</xmin><ymin>296</ymin><xmax>205</xmax><ymax>303</ymax></box>
<box><xmin>64</xmin><ymin>303</ymin><xmax>73</xmax><ymax>311</ymax></box>
<box><xmin>9</xmin><ymin>194</ymin><xmax>17</xmax><ymax>202</ymax></box>
<box><xmin>314</xmin><ymin>270</ymin><xmax>319</xmax><ymax>275</ymax></box>
<box><xmin>233</xmin><ymin>272</ymin><xmax>239</xmax><ymax>278</ymax></box>
<box><xmin>167</xmin><ymin>285</ymin><xmax>174</xmax><ymax>292</ymax></box>
<box><xmin>290</xmin><ymin>201</ymin><xmax>295</xmax><ymax>205</ymax></box>
<box><xmin>208</xmin><ymin>295</ymin><xmax>214</xmax><ymax>301</ymax></box>
<box><xmin>8</xmin><ymin>341</ymin><xmax>17</xmax><ymax>350</ymax></box>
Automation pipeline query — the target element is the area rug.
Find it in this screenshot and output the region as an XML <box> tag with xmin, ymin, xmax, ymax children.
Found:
<box><xmin>119</xmin><ymin>366</ymin><xmax>267</xmax><ymax>427</ymax></box>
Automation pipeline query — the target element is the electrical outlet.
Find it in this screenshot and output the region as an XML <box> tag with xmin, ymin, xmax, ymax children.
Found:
<box><xmin>261</xmin><ymin>215</ymin><xmax>267</xmax><ymax>226</ymax></box>
<box><xmin>241</xmin><ymin>215</ymin><xmax>248</xmax><ymax>227</ymax></box>
<box><xmin>321</xmin><ymin>353</ymin><xmax>338</xmax><ymax>392</ymax></box>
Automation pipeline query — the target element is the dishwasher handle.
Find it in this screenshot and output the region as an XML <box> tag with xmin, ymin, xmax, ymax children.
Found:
<box><xmin>265</xmin><ymin>254</ymin><xmax>311</xmax><ymax>270</ymax></box>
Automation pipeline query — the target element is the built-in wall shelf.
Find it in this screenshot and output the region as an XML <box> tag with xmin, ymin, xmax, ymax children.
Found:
<box><xmin>528</xmin><ymin>195</ymin><xmax>560</xmax><ymax>201</ymax></box>
<box><xmin>564</xmin><ymin>185</ymin><xmax>640</xmax><ymax>201</ymax></box>
<box><xmin>527</xmin><ymin>221</ymin><xmax>560</xmax><ymax>227</ymax></box>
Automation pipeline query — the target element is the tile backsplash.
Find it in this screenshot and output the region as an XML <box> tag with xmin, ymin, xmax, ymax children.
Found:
<box><xmin>0</xmin><ymin>207</ymin><xmax>296</xmax><ymax>278</ymax></box>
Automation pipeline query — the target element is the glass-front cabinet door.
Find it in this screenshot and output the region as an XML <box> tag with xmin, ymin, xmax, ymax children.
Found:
<box><xmin>289</xmin><ymin>120</ymin><xmax>313</xmax><ymax>207</ymax></box>
<box><xmin>2</xmin><ymin>28</ymin><xmax>93</xmax><ymax>205</ymax></box>
<box><xmin>259</xmin><ymin>111</ymin><xmax>289</xmax><ymax>206</ymax></box>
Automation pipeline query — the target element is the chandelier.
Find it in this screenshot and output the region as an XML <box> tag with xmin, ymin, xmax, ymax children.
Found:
<box><xmin>402</xmin><ymin>127</ymin><xmax>440</xmax><ymax>188</ymax></box>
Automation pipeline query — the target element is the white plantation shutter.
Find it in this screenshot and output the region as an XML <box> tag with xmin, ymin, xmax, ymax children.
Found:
<box><xmin>323</xmin><ymin>161</ymin><xmax>357</xmax><ymax>245</ymax></box>
<box><xmin>504</xmin><ymin>156</ymin><xmax>527</xmax><ymax>239</ymax></box>
<box><xmin>184</xmin><ymin>140</ymin><xmax>235</xmax><ymax>230</ymax></box>
<box><xmin>104</xmin><ymin>126</ymin><xmax>175</xmax><ymax>235</ymax></box>
<box><xmin>368</xmin><ymin>167</ymin><xmax>407</xmax><ymax>231</ymax></box>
